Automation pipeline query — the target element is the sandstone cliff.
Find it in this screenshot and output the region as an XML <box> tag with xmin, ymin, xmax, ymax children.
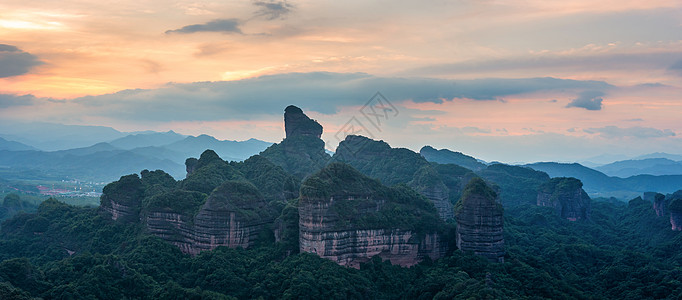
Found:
<box><xmin>455</xmin><ymin>177</ymin><xmax>505</xmax><ymax>263</ymax></box>
<box><xmin>102</xmin><ymin>150</ymin><xmax>279</xmax><ymax>255</ymax></box>
<box><xmin>99</xmin><ymin>174</ymin><xmax>144</xmax><ymax>222</ymax></box>
<box><xmin>333</xmin><ymin>135</ymin><xmax>458</xmax><ymax>220</ymax></box>
<box><xmin>142</xmin><ymin>181</ymin><xmax>272</xmax><ymax>255</ymax></box>
<box><xmin>643</xmin><ymin>192</ymin><xmax>667</xmax><ymax>217</ymax></box>
<box><xmin>669</xmin><ymin>191</ymin><xmax>682</xmax><ymax>231</ymax></box>
<box><xmin>537</xmin><ymin>177</ymin><xmax>591</xmax><ymax>221</ymax></box>
<box><xmin>298</xmin><ymin>163</ymin><xmax>446</xmax><ymax>267</ymax></box>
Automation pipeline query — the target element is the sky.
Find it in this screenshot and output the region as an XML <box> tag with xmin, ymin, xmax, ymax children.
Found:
<box><xmin>1</xmin><ymin>0</ymin><xmax>681</xmax><ymax>163</ymax></box>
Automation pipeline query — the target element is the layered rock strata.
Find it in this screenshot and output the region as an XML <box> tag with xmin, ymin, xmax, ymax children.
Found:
<box><xmin>455</xmin><ymin>177</ymin><xmax>505</xmax><ymax>263</ymax></box>
<box><xmin>298</xmin><ymin>163</ymin><xmax>446</xmax><ymax>267</ymax></box>
<box><xmin>537</xmin><ymin>177</ymin><xmax>591</xmax><ymax>221</ymax></box>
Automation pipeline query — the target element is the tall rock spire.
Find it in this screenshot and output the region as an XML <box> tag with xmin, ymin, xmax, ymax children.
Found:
<box><xmin>284</xmin><ymin>105</ymin><xmax>323</xmax><ymax>139</ymax></box>
<box><xmin>455</xmin><ymin>177</ymin><xmax>505</xmax><ymax>263</ymax></box>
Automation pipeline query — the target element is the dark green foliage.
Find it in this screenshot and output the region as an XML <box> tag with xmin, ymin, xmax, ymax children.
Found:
<box><xmin>1</xmin><ymin>194</ymin><xmax>37</xmax><ymax>221</ymax></box>
<box><xmin>419</xmin><ymin>145</ymin><xmax>487</xmax><ymax>171</ymax></box>
<box><xmin>142</xmin><ymin>190</ymin><xmax>207</xmax><ymax>216</ymax></box>
<box><xmin>1</xmin><ymin>195</ymin><xmax>682</xmax><ymax>298</ymax></box>
<box><xmin>478</xmin><ymin>163</ymin><xmax>550</xmax><ymax>207</ymax></box>
<box><xmin>430</xmin><ymin>162</ymin><xmax>476</xmax><ymax>204</ymax></box>
<box><xmin>101</xmin><ymin>174</ymin><xmax>144</xmax><ymax>207</ymax></box>
<box><xmin>334</xmin><ymin>135</ymin><xmax>428</xmax><ymax>186</ymax></box>
<box><xmin>259</xmin><ymin>135</ymin><xmax>331</xmax><ymax>179</ymax></box>
<box><xmin>231</xmin><ymin>155</ymin><xmax>300</xmax><ymax>202</ymax></box>
<box><xmin>205</xmin><ymin>180</ymin><xmax>269</xmax><ymax>221</ymax></box>
<box><xmin>141</xmin><ymin>169</ymin><xmax>177</xmax><ymax>189</ymax></box>
<box><xmin>301</xmin><ymin>163</ymin><xmax>444</xmax><ymax>233</ymax></box>
<box><xmin>181</xmin><ymin>151</ymin><xmax>243</xmax><ymax>195</ymax></box>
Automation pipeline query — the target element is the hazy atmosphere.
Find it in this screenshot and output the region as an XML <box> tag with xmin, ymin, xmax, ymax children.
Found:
<box><xmin>1</xmin><ymin>0</ymin><xmax>681</xmax><ymax>162</ymax></box>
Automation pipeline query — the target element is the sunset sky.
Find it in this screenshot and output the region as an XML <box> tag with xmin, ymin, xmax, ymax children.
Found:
<box><xmin>1</xmin><ymin>0</ymin><xmax>681</xmax><ymax>163</ymax></box>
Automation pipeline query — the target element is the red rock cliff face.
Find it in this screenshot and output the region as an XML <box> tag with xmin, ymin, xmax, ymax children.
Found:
<box><xmin>670</xmin><ymin>197</ymin><xmax>682</xmax><ymax>231</ymax></box>
<box><xmin>643</xmin><ymin>192</ymin><xmax>667</xmax><ymax>218</ymax></box>
<box><xmin>417</xmin><ymin>185</ymin><xmax>453</xmax><ymax>221</ymax></box>
<box><xmin>144</xmin><ymin>208</ymin><xmax>270</xmax><ymax>255</ymax></box>
<box><xmin>299</xmin><ymin>197</ymin><xmax>444</xmax><ymax>268</ymax></box>
<box><xmin>455</xmin><ymin>178</ymin><xmax>505</xmax><ymax>263</ymax></box>
<box><xmin>537</xmin><ymin>177</ymin><xmax>590</xmax><ymax>221</ymax></box>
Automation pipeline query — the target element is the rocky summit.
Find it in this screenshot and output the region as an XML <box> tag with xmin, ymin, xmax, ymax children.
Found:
<box><xmin>455</xmin><ymin>177</ymin><xmax>505</xmax><ymax>263</ymax></box>
<box><xmin>284</xmin><ymin>105</ymin><xmax>323</xmax><ymax>139</ymax></box>
<box><xmin>537</xmin><ymin>177</ymin><xmax>591</xmax><ymax>221</ymax></box>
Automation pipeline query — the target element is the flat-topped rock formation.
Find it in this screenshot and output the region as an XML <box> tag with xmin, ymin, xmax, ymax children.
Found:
<box><xmin>455</xmin><ymin>177</ymin><xmax>505</xmax><ymax>263</ymax></box>
<box><xmin>298</xmin><ymin>162</ymin><xmax>446</xmax><ymax>268</ymax></box>
<box><xmin>537</xmin><ymin>177</ymin><xmax>591</xmax><ymax>221</ymax></box>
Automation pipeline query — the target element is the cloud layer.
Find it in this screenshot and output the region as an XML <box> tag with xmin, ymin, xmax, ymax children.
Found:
<box><xmin>0</xmin><ymin>44</ymin><xmax>43</xmax><ymax>78</ymax></box>
<box><xmin>65</xmin><ymin>72</ymin><xmax>613</xmax><ymax>121</ymax></box>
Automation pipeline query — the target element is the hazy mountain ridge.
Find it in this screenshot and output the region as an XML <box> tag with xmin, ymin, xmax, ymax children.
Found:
<box><xmin>0</xmin><ymin>131</ymin><xmax>272</xmax><ymax>183</ymax></box>
<box><xmin>525</xmin><ymin>162</ymin><xmax>682</xmax><ymax>199</ymax></box>
<box><xmin>596</xmin><ymin>158</ymin><xmax>682</xmax><ymax>177</ymax></box>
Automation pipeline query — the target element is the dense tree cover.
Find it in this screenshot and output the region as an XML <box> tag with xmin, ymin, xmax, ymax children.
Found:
<box><xmin>300</xmin><ymin>163</ymin><xmax>445</xmax><ymax>233</ymax></box>
<box><xmin>478</xmin><ymin>163</ymin><xmax>550</xmax><ymax>207</ymax></box>
<box><xmin>430</xmin><ymin>163</ymin><xmax>476</xmax><ymax>204</ymax></box>
<box><xmin>1</xmin><ymin>188</ymin><xmax>682</xmax><ymax>299</ymax></box>
<box><xmin>0</xmin><ymin>194</ymin><xmax>37</xmax><ymax>222</ymax></box>
<box><xmin>419</xmin><ymin>145</ymin><xmax>487</xmax><ymax>171</ymax></box>
<box><xmin>2</xmin><ymin>195</ymin><xmax>681</xmax><ymax>299</ymax></box>
<box><xmin>259</xmin><ymin>135</ymin><xmax>331</xmax><ymax>180</ymax></box>
<box><xmin>230</xmin><ymin>155</ymin><xmax>299</xmax><ymax>202</ymax></box>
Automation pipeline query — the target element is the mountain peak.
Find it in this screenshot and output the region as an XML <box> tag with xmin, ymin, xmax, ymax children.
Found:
<box><xmin>284</xmin><ymin>105</ymin><xmax>322</xmax><ymax>139</ymax></box>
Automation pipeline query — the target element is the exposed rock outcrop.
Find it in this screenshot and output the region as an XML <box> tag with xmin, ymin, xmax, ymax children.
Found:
<box><xmin>298</xmin><ymin>163</ymin><xmax>446</xmax><ymax>268</ymax></box>
<box><xmin>143</xmin><ymin>181</ymin><xmax>273</xmax><ymax>255</ymax></box>
<box><xmin>99</xmin><ymin>174</ymin><xmax>144</xmax><ymax>223</ymax></box>
<box><xmin>102</xmin><ymin>151</ymin><xmax>278</xmax><ymax>255</ymax></box>
<box><xmin>260</xmin><ymin>106</ymin><xmax>330</xmax><ymax>179</ymax></box>
<box><xmin>455</xmin><ymin>177</ymin><xmax>505</xmax><ymax>263</ymax></box>
<box><xmin>333</xmin><ymin>135</ymin><xmax>459</xmax><ymax>220</ymax></box>
<box><xmin>185</xmin><ymin>157</ymin><xmax>198</xmax><ymax>177</ymax></box>
<box><xmin>537</xmin><ymin>177</ymin><xmax>591</xmax><ymax>221</ymax></box>
<box><xmin>644</xmin><ymin>192</ymin><xmax>667</xmax><ymax>217</ymax></box>
<box><xmin>284</xmin><ymin>105</ymin><xmax>323</xmax><ymax>139</ymax></box>
<box><xmin>669</xmin><ymin>191</ymin><xmax>682</xmax><ymax>231</ymax></box>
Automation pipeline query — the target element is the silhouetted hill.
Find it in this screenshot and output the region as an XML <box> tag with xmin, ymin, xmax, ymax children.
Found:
<box><xmin>420</xmin><ymin>146</ymin><xmax>486</xmax><ymax>171</ymax></box>
<box><xmin>0</xmin><ymin>121</ymin><xmax>127</xmax><ymax>151</ymax></box>
<box><xmin>167</xmin><ymin>135</ymin><xmax>272</xmax><ymax>162</ymax></box>
<box><xmin>109</xmin><ymin>131</ymin><xmax>186</xmax><ymax>149</ymax></box>
<box><xmin>0</xmin><ymin>137</ymin><xmax>36</xmax><ymax>151</ymax></box>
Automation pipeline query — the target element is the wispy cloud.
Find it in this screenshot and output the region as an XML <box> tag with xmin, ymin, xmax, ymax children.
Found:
<box><xmin>165</xmin><ymin>19</ymin><xmax>242</xmax><ymax>34</ymax></box>
<box><xmin>253</xmin><ymin>0</ymin><xmax>294</xmax><ymax>20</ymax></box>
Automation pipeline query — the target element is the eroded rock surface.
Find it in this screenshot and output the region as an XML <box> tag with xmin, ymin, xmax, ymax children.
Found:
<box><xmin>537</xmin><ymin>177</ymin><xmax>591</xmax><ymax>221</ymax></box>
<box><xmin>455</xmin><ymin>177</ymin><xmax>505</xmax><ymax>263</ymax></box>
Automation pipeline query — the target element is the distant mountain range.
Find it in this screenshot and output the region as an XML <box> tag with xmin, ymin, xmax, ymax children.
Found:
<box><xmin>524</xmin><ymin>162</ymin><xmax>682</xmax><ymax>199</ymax></box>
<box><xmin>417</xmin><ymin>146</ymin><xmax>682</xmax><ymax>200</ymax></box>
<box><xmin>0</xmin><ymin>131</ymin><xmax>272</xmax><ymax>182</ymax></box>
<box><xmin>595</xmin><ymin>158</ymin><xmax>682</xmax><ymax>177</ymax></box>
